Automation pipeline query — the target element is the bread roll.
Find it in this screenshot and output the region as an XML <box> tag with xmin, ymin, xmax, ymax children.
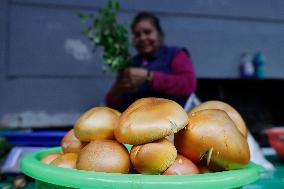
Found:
<box><xmin>61</xmin><ymin>129</ymin><xmax>87</xmax><ymax>153</ymax></box>
<box><xmin>130</xmin><ymin>139</ymin><xmax>177</xmax><ymax>174</ymax></box>
<box><xmin>189</xmin><ymin>100</ymin><xmax>247</xmax><ymax>137</ymax></box>
<box><xmin>74</xmin><ymin>107</ymin><xmax>120</xmax><ymax>142</ymax></box>
<box><xmin>115</xmin><ymin>98</ymin><xmax>188</xmax><ymax>145</ymax></box>
<box><xmin>50</xmin><ymin>153</ymin><xmax>78</xmax><ymax>169</ymax></box>
<box><xmin>76</xmin><ymin>140</ymin><xmax>130</xmax><ymax>173</ymax></box>
<box><xmin>175</xmin><ymin>109</ymin><xmax>250</xmax><ymax>171</ymax></box>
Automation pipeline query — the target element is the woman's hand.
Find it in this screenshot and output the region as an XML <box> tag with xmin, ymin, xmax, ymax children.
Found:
<box><xmin>118</xmin><ymin>68</ymin><xmax>149</xmax><ymax>92</ymax></box>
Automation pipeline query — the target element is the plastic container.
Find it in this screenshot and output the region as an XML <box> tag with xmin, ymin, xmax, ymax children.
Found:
<box><xmin>20</xmin><ymin>147</ymin><xmax>262</xmax><ymax>189</ymax></box>
<box><xmin>253</xmin><ymin>52</ymin><xmax>266</xmax><ymax>79</ymax></box>
<box><xmin>264</xmin><ymin>127</ymin><xmax>284</xmax><ymax>159</ymax></box>
<box><xmin>239</xmin><ymin>52</ymin><xmax>255</xmax><ymax>78</ymax></box>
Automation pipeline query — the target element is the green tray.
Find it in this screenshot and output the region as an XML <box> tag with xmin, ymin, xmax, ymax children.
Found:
<box><xmin>20</xmin><ymin>147</ymin><xmax>263</xmax><ymax>189</ymax></box>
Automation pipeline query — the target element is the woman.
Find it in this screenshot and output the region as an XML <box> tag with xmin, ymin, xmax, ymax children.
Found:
<box><xmin>106</xmin><ymin>12</ymin><xmax>197</xmax><ymax>111</ymax></box>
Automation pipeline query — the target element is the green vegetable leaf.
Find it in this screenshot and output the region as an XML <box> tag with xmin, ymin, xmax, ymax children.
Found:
<box><xmin>79</xmin><ymin>0</ymin><xmax>131</xmax><ymax>73</ymax></box>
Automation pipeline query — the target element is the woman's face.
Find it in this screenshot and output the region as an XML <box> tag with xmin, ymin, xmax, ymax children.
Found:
<box><xmin>133</xmin><ymin>19</ymin><xmax>162</xmax><ymax>57</ymax></box>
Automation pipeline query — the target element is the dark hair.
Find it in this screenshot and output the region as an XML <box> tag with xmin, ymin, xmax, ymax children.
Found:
<box><xmin>131</xmin><ymin>12</ymin><xmax>164</xmax><ymax>38</ymax></box>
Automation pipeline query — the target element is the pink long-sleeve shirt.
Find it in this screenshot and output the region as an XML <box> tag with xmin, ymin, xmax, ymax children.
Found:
<box><xmin>151</xmin><ymin>50</ymin><xmax>196</xmax><ymax>97</ymax></box>
<box><xmin>106</xmin><ymin>49</ymin><xmax>197</xmax><ymax>110</ymax></box>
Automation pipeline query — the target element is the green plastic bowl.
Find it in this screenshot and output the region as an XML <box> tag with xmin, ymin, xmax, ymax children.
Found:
<box><xmin>20</xmin><ymin>147</ymin><xmax>262</xmax><ymax>189</ymax></box>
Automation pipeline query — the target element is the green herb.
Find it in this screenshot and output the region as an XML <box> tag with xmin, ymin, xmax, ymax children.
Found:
<box><xmin>79</xmin><ymin>0</ymin><xmax>131</xmax><ymax>72</ymax></box>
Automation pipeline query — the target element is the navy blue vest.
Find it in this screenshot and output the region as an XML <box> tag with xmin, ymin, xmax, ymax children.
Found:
<box><xmin>119</xmin><ymin>46</ymin><xmax>188</xmax><ymax>111</ymax></box>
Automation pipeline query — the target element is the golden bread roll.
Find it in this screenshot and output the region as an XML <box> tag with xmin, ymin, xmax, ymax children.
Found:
<box><xmin>130</xmin><ymin>139</ymin><xmax>177</xmax><ymax>174</ymax></box>
<box><xmin>76</xmin><ymin>140</ymin><xmax>130</xmax><ymax>173</ymax></box>
<box><xmin>50</xmin><ymin>153</ymin><xmax>78</xmax><ymax>169</ymax></box>
<box><xmin>61</xmin><ymin>129</ymin><xmax>87</xmax><ymax>153</ymax></box>
<box><xmin>74</xmin><ymin>107</ymin><xmax>121</xmax><ymax>142</ymax></box>
<box><xmin>189</xmin><ymin>100</ymin><xmax>247</xmax><ymax>137</ymax></box>
<box><xmin>175</xmin><ymin>109</ymin><xmax>250</xmax><ymax>171</ymax></box>
<box><xmin>163</xmin><ymin>154</ymin><xmax>199</xmax><ymax>175</ymax></box>
<box><xmin>115</xmin><ymin>97</ymin><xmax>188</xmax><ymax>145</ymax></box>
<box><xmin>41</xmin><ymin>153</ymin><xmax>61</xmax><ymax>164</ymax></box>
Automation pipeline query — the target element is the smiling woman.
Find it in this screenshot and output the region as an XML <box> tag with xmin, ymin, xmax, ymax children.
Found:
<box><xmin>106</xmin><ymin>12</ymin><xmax>197</xmax><ymax>111</ymax></box>
<box><xmin>131</xmin><ymin>12</ymin><xmax>164</xmax><ymax>58</ymax></box>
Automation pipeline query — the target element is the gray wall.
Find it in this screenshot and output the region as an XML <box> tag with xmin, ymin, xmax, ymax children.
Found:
<box><xmin>1</xmin><ymin>0</ymin><xmax>284</xmax><ymax>127</ymax></box>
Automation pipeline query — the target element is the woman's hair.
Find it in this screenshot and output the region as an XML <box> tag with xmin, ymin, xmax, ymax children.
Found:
<box><xmin>131</xmin><ymin>12</ymin><xmax>164</xmax><ymax>38</ymax></box>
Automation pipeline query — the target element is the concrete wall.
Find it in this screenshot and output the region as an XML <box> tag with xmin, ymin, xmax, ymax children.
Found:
<box><xmin>1</xmin><ymin>0</ymin><xmax>284</xmax><ymax>127</ymax></box>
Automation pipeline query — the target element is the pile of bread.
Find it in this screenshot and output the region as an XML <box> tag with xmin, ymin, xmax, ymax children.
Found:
<box><xmin>41</xmin><ymin>97</ymin><xmax>250</xmax><ymax>175</ymax></box>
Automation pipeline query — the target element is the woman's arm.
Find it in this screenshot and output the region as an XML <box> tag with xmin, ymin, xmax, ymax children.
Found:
<box><xmin>105</xmin><ymin>83</ymin><xmax>124</xmax><ymax>109</ymax></box>
<box><xmin>105</xmin><ymin>68</ymin><xmax>148</xmax><ymax>108</ymax></box>
<box><xmin>150</xmin><ymin>50</ymin><xmax>197</xmax><ymax>98</ymax></box>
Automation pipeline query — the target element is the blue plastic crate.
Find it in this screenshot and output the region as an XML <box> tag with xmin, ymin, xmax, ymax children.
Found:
<box><xmin>0</xmin><ymin>131</ymin><xmax>66</xmax><ymax>147</ymax></box>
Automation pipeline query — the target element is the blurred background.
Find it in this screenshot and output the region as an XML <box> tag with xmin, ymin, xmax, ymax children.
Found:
<box><xmin>1</xmin><ymin>0</ymin><xmax>284</xmax><ymax>144</ymax></box>
<box><xmin>0</xmin><ymin>0</ymin><xmax>284</xmax><ymax>187</ymax></box>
